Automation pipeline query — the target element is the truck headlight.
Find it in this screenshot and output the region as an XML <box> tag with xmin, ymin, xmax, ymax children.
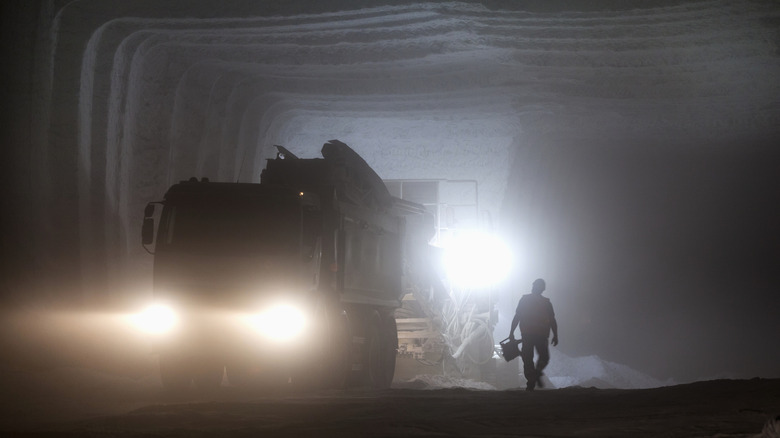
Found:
<box><xmin>250</xmin><ymin>304</ymin><xmax>308</xmax><ymax>343</ymax></box>
<box><xmin>133</xmin><ymin>304</ymin><xmax>178</xmax><ymax>334</ymax></box>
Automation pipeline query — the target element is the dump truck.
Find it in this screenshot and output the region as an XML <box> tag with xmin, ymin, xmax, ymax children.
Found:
<box><xmin>140</xmin><ymin>140</ymin><xmax>432</xmax><ymax>392</ymax></box>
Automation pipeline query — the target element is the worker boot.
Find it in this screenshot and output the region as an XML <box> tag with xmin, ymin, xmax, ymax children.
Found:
<box><xmin>535</xmin><ymin>370</ymin><xmax>545</xmax><ymax>389</ymax></box>
<box><xmin>525</xmin><ymin>374</ymin><xmax>536</xmax><ymax>391</ymax></box>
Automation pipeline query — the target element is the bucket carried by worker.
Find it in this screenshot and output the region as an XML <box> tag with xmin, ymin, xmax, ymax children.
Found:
<box><xmin>499</xmin><ymin>337</ymin><xmax>522</xmax><ymax>362</ymax></box>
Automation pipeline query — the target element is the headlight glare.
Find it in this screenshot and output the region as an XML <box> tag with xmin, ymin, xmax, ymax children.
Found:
<box><xmin>133</xmin><ymin>304</ymin><xmax>178</xmax><ymax>334</ymax></box>
<box><xmin>250</xmin><ymin>304</ymin><xmax>308</xmax><ymax>342</ymax></box>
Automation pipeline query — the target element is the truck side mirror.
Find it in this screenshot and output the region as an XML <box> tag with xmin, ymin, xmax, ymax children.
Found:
<box><xmin>142</xmin><ymin>218</ymin><xmax>155</xmax><ymax>245</ymax></box>
<box><xmin>144</xmin><ymin>203</ymin><xmax>155</xmax><ymax>218</ymax></box>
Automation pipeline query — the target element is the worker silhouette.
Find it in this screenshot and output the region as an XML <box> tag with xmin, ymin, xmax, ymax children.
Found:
<box><xmin>509</xmin><ymin>278</ymin><xmax>558</xmax><ymax>391</ymax></box>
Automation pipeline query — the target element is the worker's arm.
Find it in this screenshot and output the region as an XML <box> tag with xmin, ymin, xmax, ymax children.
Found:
<box><xmin>509</xmin><ymin>312</ymin><xmax>520</xmax><ymax>340</ymax></box>
<box><xmin>549</xmin><ymin>303</ymin><xmax>559</xmax><ymax>346</ymax></box>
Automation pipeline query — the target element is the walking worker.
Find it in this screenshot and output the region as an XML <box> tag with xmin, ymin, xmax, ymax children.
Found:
<box><xmin>509</xmin><ymin>278</ymin><xmax>558</xmax><ymax>391</ymax></box>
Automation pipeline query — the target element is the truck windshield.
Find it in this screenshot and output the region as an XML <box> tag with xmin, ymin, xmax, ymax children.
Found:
<box><xmin>159</xmin><ymin>197</ymin><xmax>300</xmax><ymax>257</ymax></box>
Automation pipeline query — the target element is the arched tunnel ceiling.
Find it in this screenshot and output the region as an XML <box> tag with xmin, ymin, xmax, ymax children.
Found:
<box><xmin>20</xmin><ymin>0</ymin><xmax>780</xmax><ymax>296</ymax></box>
<box><xmin>66</xmin><ymin>1</ymin><xmax>780</xmax><ymax>262</ymax></box>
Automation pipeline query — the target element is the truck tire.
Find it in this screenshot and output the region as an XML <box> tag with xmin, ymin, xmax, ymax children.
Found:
<box><xmin>365</xmin><ymin>312</ymin><xmax>383</xmax><ymax>388</ymax></box>
<box><xmin>345</xmin><ymin>308</ymin><xmax>370</xmax><ymax>388</ymax></box>
<box><xmin>292</xmin><ymin>307</ymin><xmax>351</xmax><ymax>392</ymax></box>
<box><xmin>364</xmin><ymin>310</ymin><xmax>397</xmax><ymax>389</ymax></box>
<box><xmin>159</xmin><ymin>354</ymin><xmax>192</xmax><ymax>394</ymax></box>
<box><xmin>380</xmin><ymin>313</ymin><xmax>398</xmax><ymax>388</ymax></box>
<box><xmin>326</xmin><ymin>309</ymin><xmax>352</xmax><ymax>389</ymax></box>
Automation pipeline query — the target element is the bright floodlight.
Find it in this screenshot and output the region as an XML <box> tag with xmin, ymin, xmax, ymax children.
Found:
<box><xmin>134</xmin><ymin>304</ymin><xmax>178</xmax><ymax>334</ymax></box>
<box><xmin>250</xmin><ymin>304</ymin><xmax>308</xmax><ymax>342</ymax></box>
<box><xmin>442</xmin><ymin>231</ymin><xmax>513</xmax><ymax>289</ymax></box>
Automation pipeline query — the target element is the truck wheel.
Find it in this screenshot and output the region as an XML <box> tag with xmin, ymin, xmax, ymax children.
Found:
<box><xmin>330</xmin><ymin>310</ymin><xmax>352</xmax><ymax>389</ymax></box>
<box><xmin>380</xmin><ymin>313</ymin><xmax>398</xmax><ymax>388</ymax></box>
<box><xmin>292</xmin><ymin>307</ymin><xmax>351</xmax><ymax>392</ymax></box>
<box><xmin>159</xmin><ymin>354</ymin><xmax>192</xmax><ymax>394</ymax></box>
<box><xmin>365</xmin><ymin>311</ymin><xmax>394</xmax><ymax>389</ymax></box>
<box><xmin>345</xmin><ymin>309</ymin><xmax>370</xmax><ymax>388</ymax></box>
